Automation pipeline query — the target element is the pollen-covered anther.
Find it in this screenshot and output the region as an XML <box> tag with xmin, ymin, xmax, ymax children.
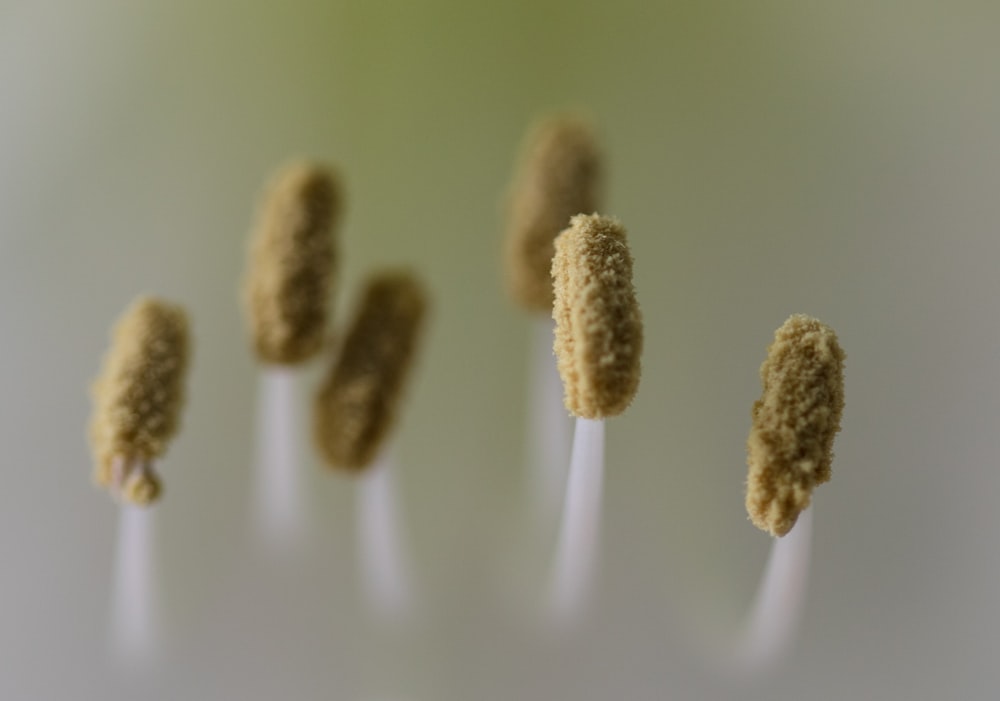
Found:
<box><xmin>314</xmin><ymin>270</ymin><xmax>429</xmax><ymax>472</ymax></box>
<box><xmin>745</xmin><ymin>314</ymin><xmax>846</xmax><ymax>537</ymax></box>
<box><xmin>89</xmin><ymin>297</ymin><xmax>190</xmax><ymax>506</ymax></box>
<box><xmin>551</xmin><ymin>213</ymin><xmax>643</xmax><ymax>419</ymax></box>
<box><xmin>504</xmin><ymin>115</ymin><xmax>602</xmax><ymax>312</ymax></box>
<box><xmin>244</xmin><ymin>161</ymin><xmax>343</xmax><ymax>365</ymax></box>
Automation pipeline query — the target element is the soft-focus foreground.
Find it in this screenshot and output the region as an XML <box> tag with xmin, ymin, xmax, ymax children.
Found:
<box><xmin>2</xmin><ymin>2</ymin><xmax>1000</xmax><ymax>699</ymax></box>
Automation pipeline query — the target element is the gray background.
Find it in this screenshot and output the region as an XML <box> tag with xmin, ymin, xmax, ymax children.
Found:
<box><xmin>1</xmin><ymin>1</ymin><xmax>998</xmax><ymax>698</ymax></box>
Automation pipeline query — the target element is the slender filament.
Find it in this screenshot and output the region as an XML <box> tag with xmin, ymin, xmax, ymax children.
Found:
<box><xmin>549</xmin><ymin>417</ymin><xmax>606</xmax><ymax>622</ymax></box>
<box><xmin>358</xmin><ymin>452</ymin><xmax>413</xmax><ymax>621</ymax></box>
<box><xmin>732</xmin><ymin>506</ymin><xmax>814</xmax><ymax>674</ymax></box>
<box><xmin>254</xmin><ymin>368</ymin><xmax>305</xmax><ymax>546</ymax></box>
<box><xmin>527</xmin><ymin>317</ymin><xmax>572</xmax><ymax>529</ymax></box>
<box><xmin>110</xmin><ymin>503</ymin><xmax>159</xmax><ymax>665</ymax></box>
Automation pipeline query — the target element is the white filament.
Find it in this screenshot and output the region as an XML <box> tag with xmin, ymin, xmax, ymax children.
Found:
<box><xmin>549</xmin><ymin>417</ymin><xmax>606</xmax><ymax>622</ymax></box>
<box><xmin>110</xmin><ymin>504</ymin><xmax>159</xmax><ymax>665</ymax></box>
<box><xmin>358</xmin><ymin>454</ymin><xmax>412</xmax><ymax>621</ymax></box>
<box><xmin>254</xmin><ymin>368</ymin><xmax>304</xmax><ymax>546</ymax></box>
<box><xmin>526</xmin><ymin>317</ymin><xmax>572</xmax><ymax>528</ymax></box>
<box><xmin>731</xmin><ymin>506</ymin><xmax>814</xmax><ymax>674</ymax></box>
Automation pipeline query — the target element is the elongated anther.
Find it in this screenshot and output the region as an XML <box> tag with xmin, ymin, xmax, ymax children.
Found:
<box><xmin>89</xmin><ymin>297</ymin><xmax>190</xmax><ymax>505</ymax></box>
<box><xmin>314</xmin><ymin>271</ymin><xmax>428</xmax><ymax>471</ymax></box>
<box><xmin>551</xmin><ymin>213</ymin><xmax>643</xmax><ymax>419</ymax></box>
<box><xmin>505</xmin><ymin>115</ymin><xmax>602</xmax><ymax>312</ymax></box>
<box><xmin>746</xmin><ymin>314</ymin><xmax>846</xmax><ymax>537</ymax></box>
<box><xmin>244</xmin><ymin>161</ymin><xmax>342</xmax><ymax>365</ymax></box>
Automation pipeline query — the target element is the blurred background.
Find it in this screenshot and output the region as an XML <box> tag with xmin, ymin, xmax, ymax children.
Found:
<box><xmin>2</xmin><ymin>1</ymin><xmax>999</xmax><ymax>698</ymax></box>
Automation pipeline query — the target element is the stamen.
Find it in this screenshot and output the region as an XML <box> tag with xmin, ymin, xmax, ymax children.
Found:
<box><xmin>89</xmin><ymin>297</ymin><xmax>188</xmax><ymax>665</ymax></box>
<box><xmin>503</xmin><ymin>115</ymin><xmax>600</xmax><ymax>538</ymax></box>
<box><xmin>314</xmin><ymin>270</ymin><xmax>428</xmax><ymax>619</ymax></box>
<box><xmin>726</xmin><ymin>313</ymin><xmax>844</xmax><ymax>673</ymax></box>
<box><xmin>548</xmin><ymin>214</ymin><xmax>642</xmax><ymax>620</ymax></box>
<box><xmin>242</xmin><ymin>161</ymin><xmax>342</xmax><ymax>544</ymax></box>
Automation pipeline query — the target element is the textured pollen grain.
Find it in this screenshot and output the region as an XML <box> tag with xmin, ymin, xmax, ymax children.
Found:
<box><xmin>746</xmin><ymin>314</ymin><xmax>845</xmax><ymax>537</ymax></box>
<box><xmin>244</xmin><ymin>161</ymin><xmax>341</xmax><ymax>365</ymax></box>
<box><xmin>314</xmin><ymin>271</ymin><xmax>428</xmax><ymax>472</ymax></box>
<box><xmin>121</xmin><ymin>467</ymin><xmax>162</xmax><ymax>506</ymax></box>
<box><xmin>552</xmin><ymin>214</ymin><xmax>643</xmax><ymax>419</ymax></box>
<box><xmin>504</xmin><ymin>115</ymin><xmax>602</xmax><ymax>312</ymax></box>
<box><xmin>89</xmin><ymin>297</ymin><xmax>190</xmax><ymax>505</ymax></box>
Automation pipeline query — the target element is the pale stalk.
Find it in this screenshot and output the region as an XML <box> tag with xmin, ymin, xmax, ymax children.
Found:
<box><xmin>110</xmin><ymin>503</ymin><xmax>159</xmax><ymax>665</ymax></box>
<box><xmin>731</xmin><ymin>506</ymin><xmax>814</xmax><ymax>675</ymax></box>
<box><xmin>358</xmin><ymin>451</ymin><xmax>413</xmax><ymax>621</ymax></box>
<box><xmin>526</xmin><ymin>317</ymin><xmax>572</xmax><ymax>530</ymax></box>
<box><xmin>549</xmin><ymin>417</ymin><xmax>606</xmax><ymax>623</ymax></box>
<box><xmin>253</xmin><ymin>368</ymin><xmax>305</xmax><ymax>546</ymax></box>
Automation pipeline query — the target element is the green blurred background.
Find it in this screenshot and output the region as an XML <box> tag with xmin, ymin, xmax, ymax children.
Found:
<box><xmin>2</xmin><ymin>1</ymin><xmax>999</xmax><ymax>698</ymax></box>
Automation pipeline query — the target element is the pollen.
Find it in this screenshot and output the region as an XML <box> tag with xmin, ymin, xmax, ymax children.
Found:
<box><xmin>89</xmin><ymin>297</ymin><xmax>190</xmax><ymax>505</ymax></box>
<box><xmin>244</xmin><ymin>161</ymin><xmax>342</xmax><ymax>365</ymax></box>
<box><xmin>552</xmin><ymin>214</ymin><xmax>643</xmax><ymax>419</ymax></box>
<box><xmin>746</xmin><ymin>314</ymin><xmax>846</xmax><ymax>537</ymax></box>
<box><xmin>314</xmin><ymin>270</ymin><xmax>428</xmax><ymax>472</ymax></box>
<box><xmin>504</xmin><ymin>115</ymin><xmax>602</xmax><ymax>312</ymax></box>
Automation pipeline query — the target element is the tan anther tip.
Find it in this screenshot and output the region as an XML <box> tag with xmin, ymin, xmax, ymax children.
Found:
<box><xmin>89</xmin><ymin>297</ymin><xmax>190</xmax><ymax>506</ymax></box>
<box><xmin>314</xmin><ymin>270</ymin><xmax>429</xmax><ymax>472</ymax></box>
<box><xmin>504</xmin><ymin>114</ymin><xmax>602</xmax><ymax>313</ymax></box>
<box><xmin>243</xmin><ymin>160</ymin><xmax>342</xmax><ymax>365</ymax></box>
<box><xmin>746</xmin><ymin>314</ymin><xmax>846</xmax><ymax>537</ymax></box>
<box><xmin>552</xmin><ymin>213</ymin><xmax>643</xmax><ymax>419</ymax></box>
<box><xmin>121</xmin><ymin>467</ymin><xmax>162</xmax><ymax>506</ymax></box>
